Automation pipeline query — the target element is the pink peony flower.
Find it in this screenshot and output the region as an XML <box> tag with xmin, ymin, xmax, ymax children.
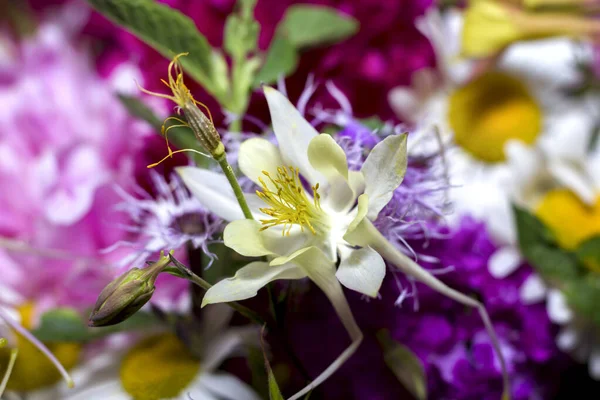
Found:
<box><xmin>0</xmin><ymin>3</ymin><xmax>186</xmax><ymax>315</ymax></box>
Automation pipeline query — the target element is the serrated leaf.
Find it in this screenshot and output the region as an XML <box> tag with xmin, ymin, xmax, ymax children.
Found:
<box><xmin>565</xmin><ymin>276</ymin><xmax>600</xmax><ymax>327</ymax></box>
<box><xmin>254</xmin><ymin>35</ymin><xmax>298</xmax><ymax>86</ymax></box>
<box><xmin>513</xmin><ymin>205</ymin><xmax>580</xmax><ymax>281</ymax></box>
<box><xmin>377</xmin><ymin>330</ymin><xmax>427</xmax><ymax>400</ymax></box>
<box><xmin>33</xmin><ymin>308</ymin><xmax>159</xmax><ymax>342</ymax></box>
<box><xmin>279</xmin><ymin>5</ymin><xmax>359</xmax><ymax>48</ymax></box>
<box><xmin>87</xmin><ymin>0</ymin><xmax>221</xmax><ymax>98</ymax></box>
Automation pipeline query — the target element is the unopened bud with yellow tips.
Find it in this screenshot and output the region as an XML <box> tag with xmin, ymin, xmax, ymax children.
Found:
<box><xmin>462</xmin><ymin>0</ymin><xmax>600</xmax><ymax>58</ymax></box>
<box><xmin>88</xmin><ymin>255</ymin><xmax>171</xmax><ymax>327</ymax></box>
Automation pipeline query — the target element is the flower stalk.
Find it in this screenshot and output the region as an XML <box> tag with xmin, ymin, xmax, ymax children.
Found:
<box><xmin>139</xmin><ymin>53</ymin><xmax>253</xmax><ymax>220</ymax></box>
<box><xmin>168</xmin><ymin>254</ymin><xmax>263</xmax><ymax>325</ymax></box>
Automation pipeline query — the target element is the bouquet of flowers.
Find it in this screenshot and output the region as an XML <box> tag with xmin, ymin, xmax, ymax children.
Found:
<box><xmin>1</xmin><ymin>0</ymin><xmax>600</xmax><ymax>399</ymax></box>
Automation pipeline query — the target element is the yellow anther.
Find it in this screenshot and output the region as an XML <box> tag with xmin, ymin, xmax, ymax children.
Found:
<box><xmin>256</xmin><ymin>166</ymin><xmax>328</xmax><ymax>236</ymax></box>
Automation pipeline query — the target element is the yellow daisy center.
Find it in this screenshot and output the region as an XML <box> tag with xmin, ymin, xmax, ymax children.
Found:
<box><xmin>256</xmin><ymin>166</ymin><xmax>327</xmax><ymax>236</ymax></box>
<box><xmin>0</xmin><ymin>303</ymin><xmax>81</xmax><ymax>392</ymax></box>
<box><xmin>448</xmin><ymin>71</ymin><xmax>542</xmax><ymax>162</ymax></box>
<box><xmin>535</xmin><ymin>189</ymin><xmax>600</xmax><ymax>270</ymax></box>
<box><xmin>120</xmin><ymin>333</ymin><xmax>200</xmax><ymax>400</ymax></box>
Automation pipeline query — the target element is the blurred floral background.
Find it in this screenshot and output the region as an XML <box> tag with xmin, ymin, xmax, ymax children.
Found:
<box><xmin>1</xmin><ymin>0</ymin><xmax>600</xmax><ymax>399</ymax></box>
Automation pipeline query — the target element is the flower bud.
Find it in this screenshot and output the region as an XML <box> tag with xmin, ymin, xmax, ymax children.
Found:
<box><xmin>88</xmin><ymin>257</ymin><xmax>170</xmax><ymax>327</ymax></box>
<box><xmin>182</xmin><ymin>101</ymin><xmax>225</xmax><ymax>159</ymax></box>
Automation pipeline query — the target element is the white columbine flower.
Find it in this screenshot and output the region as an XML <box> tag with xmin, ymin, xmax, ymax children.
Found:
<box><xmin>178</xmin><ymin>86</ymin><xmax>509</xmax><ymax>399</ymax></box>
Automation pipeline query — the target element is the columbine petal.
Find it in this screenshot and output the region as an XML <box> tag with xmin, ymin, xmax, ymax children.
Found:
<box><xmin>177</xmin><ymin>166</ymin><xmax>244</xmax><ymax>221</ymax></box>
<box><xmin>361</xmin><ymin>134</ymin><xmax>408</xmax><ymax>220</ymax></box>
<box><xmin>238</xmin><ymin>138</ymin><xmax>284</xmax><ymax>188</ymax></box>
<box><xmin>343</xmin><ymin>194</ymin><xmax>370</xmax><ymax>246</ymax></box>
<box><xmin>201</xmin><ymin>261</ymin><xmax>306</xmax><ymax>307</ymax></box>
<box><xmin>307</xmin><ymin>134</ymin><xmax>354</xmax><ymax>211</ymax></box>
<box><xmin>336</xmin><ymin>246</ymin><xmax>386</xmax><ymax>298</ymax></box>
<box><xmin>271</xmin><ymin>246</ymin><xmax>363</xmax><ymax>400</ymax></box>
<box><xmin>263</xmin><ymin>86</ymin><xmax>322</xmax><ymax>185</ymax></box>
<box><xmin>224</xmin><ymin>220</ymin><xmax>307</xmax><ymax>257</ymax></box>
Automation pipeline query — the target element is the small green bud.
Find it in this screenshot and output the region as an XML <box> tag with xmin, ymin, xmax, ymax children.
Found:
<box><xmin>88</xmin><ymin>257</ymin><xmax>170</xmax><ymax>327</ymax></box>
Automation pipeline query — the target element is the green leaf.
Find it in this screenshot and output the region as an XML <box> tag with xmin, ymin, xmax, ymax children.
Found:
<box><xmin>87</xmin><ymin>0</ymin><xmax>222</xmax><ymax>98</ymax></box>
<box><xmin>224</xmin><ymin>11</ymin><xmax>259</xmax><ymax>60</ymax></box>
<box><xmin>33</xmin><ymin>308</ymin><xmax>159</xmax><ymax>342</ymax></box>
<box><xmin>576</xmin><ymin>236</ymin><xmax>600</xmax><ymax>270</ymax></box>
<box><xmin>254</xmin><ymin>35</ymin><xmax>298</xmax><ymax>86</ymax></box>
<box><xmin>513</xmin><ymin>205</ymin><xmax>580</xmax><ymax>281</ymax></box>
<box><xmin>33</xmin><ymin>309</ymin><xmax>88</xmax><ymax>342</ymax></box>
<box><xmin>261</xmin><ymin>327</ymin><xmax>284</xmax><ymax>400</ymax></box>
<box><xmin>565</xmin><ymin>276</ymin><xmax>600</xmax><ymax>327</ymax></box>
<box><xmin>117</xmin><ymin>94</ymin><xmax>163</xmax><ymax>128</ymax></box>
<box><xmin>279</xmin><ymin>5</ymin><xmax>359</xmax><ymax>48</ymax></box>
<box><xmin>377</xmin><ymin>330</ymin><xmax>427</xmax><ymax>400</ymax></box>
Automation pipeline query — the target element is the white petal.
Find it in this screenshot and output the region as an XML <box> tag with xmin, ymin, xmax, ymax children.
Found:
<box><xmin>336</xmin><ymin>246</ymin><xmax>386</xmax><ymax>298</ymax></box>
<box><xmin>195</xmin><ymin>372</ymin><xmax>260</xmax><ymax>400</ymax></box>
<box><xmin>307</xmin><ymin>134</ymin><xmax>349</xmax><ymax>181</ymax></box>
<box><xmin>224</xmin><ymin>219</ymin><xmax>308</xmax><ymax>257</ymax></box>
<box><xmin>272</xmin><ymin>246</ymin><xmax>363</xmax><ymax>400</ymax></box>
<box><xmin>519</xmin><ymin>274</ymin><xmax>547</xmax><ymax>304</ymax></box>
<box><xmin>556</xmin><ymin>327</ymin><xmax>579</xmax><ymax>352</ymax></box>
<box><xmin>361</xmin><ymin>134</ymin><xmax>408</xmax><ymax>220</ymax></box>
<box><xmin>177</xmin><ymin>166</ymin><xmax>244</xmax><ymax>221</ymax></box>
<box><xmin>343</xmin><ymin>194</ymin><xmax>370</xmax><ymax>247</ymax></box>
<box><xmin>488</xmin><ymin>247</ymin><xmax>521</xmax><ymax>279</ymax></box>
<box><xmin>388</xmin><ymin>87</ymin><xmax>420</xmax><ymax>124</ymax></box>
<box><xmin>202</xmin><ymin>261</ymin><xmax>306</xmax><ymax>306</ymax></box>
<box><xmin>307</xmin><ymin>134</ymin><xmax>354</xmax><ymax>211</ymax></box>
<box><xmin>238</xmin><ymin>138</ymin><xmax>284</xmax><ymax>187</ymax></box>
<box><xmin>263</xmin><ymin>86</ymin><xmax>321</xmax><ymax>185</ymax></box>
<box><xmin>504</xmin><ymin>139</ymin><xmax>543</xmax><ymax>198</ymax></box>
<box><xmin>547</xmin><ymin>289</ymin><xmax>573</xmax><ymax>324</ymax></box>
<box><xmin>63</xmin><ymin>381</ymin><xmax>129</xmax><ymax>400</ymax></box>
<box><xmin>549</xmin><ymin>161</ymin><xmax>596</xmax><ymax>206</ymax></box>
<box><xmin>590</xmin><ymin>347</ymin><xmax>600</xmax><ymax>380</ymax></box>
<box><xmin>202</xmin><ymin>327</ymin><xmax>257</xmax><ymax>372</ymax></box>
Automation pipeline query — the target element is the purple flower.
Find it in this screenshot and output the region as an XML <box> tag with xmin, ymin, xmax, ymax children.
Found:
<box><xmin>279</xmin><ymin>217</ymin><xmax>565</xmax><ymax>400</ymax></box>
<box><xmin>108</xmin><ymin>171</ymin><xmax>223</xmax><ymax>269</ymax></box>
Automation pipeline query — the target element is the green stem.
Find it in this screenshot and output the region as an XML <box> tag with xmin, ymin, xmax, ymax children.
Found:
<box><xmin>168</xmin><ymin>255</ymin><xmax>263</xmax><ymax>325</ymax></box>
<box><xmin>215</xmin><ymin>153</ymin><xmax>254</xmax><ymax>219</ymax></box>
<box><xmin>228</xmin><ymin>117</ymin><xmax>242</xmax><ymax>133</ymax></box>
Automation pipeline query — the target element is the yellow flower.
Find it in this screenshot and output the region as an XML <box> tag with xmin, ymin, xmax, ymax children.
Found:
<box><xmin>0</xmin><ymin>303</ymin><xmax>80</xmax><ymax>392</ymax></box>
<box><xmin>535</xmin><ymin>189</ymin><xmax>600</xmax><ymax>251</ymax></box>
<box><xmin>448</xmin><ymin>71</ymin><xmax>542</xmax><ymax>162</ymax></box>
<box><xmin>462</xmin><ymin>0</ymin><xmax>600</xmax><ymax>58</ymax></box>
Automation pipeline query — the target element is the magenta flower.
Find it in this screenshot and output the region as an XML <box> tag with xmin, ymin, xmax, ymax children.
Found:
<box><xmin>0</xmin><ymin>5</ymin><xmax>157</xmax><ymax>312</ymax></box>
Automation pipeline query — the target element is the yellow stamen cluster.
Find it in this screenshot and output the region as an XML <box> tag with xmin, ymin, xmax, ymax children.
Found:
<box><xmin>448</xmin><ymin>71</ymin><xmax>542</xmax><ymax>163</ymax></box>
<box><xmin>120</xmin><ymin>333</ymin><xmax>200</xmax><ymax>400</ymax></box>
<box><xmin>257</xmin><ymin>166</ymin><xmax>326</xmax><ymax>236</ymax></box>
